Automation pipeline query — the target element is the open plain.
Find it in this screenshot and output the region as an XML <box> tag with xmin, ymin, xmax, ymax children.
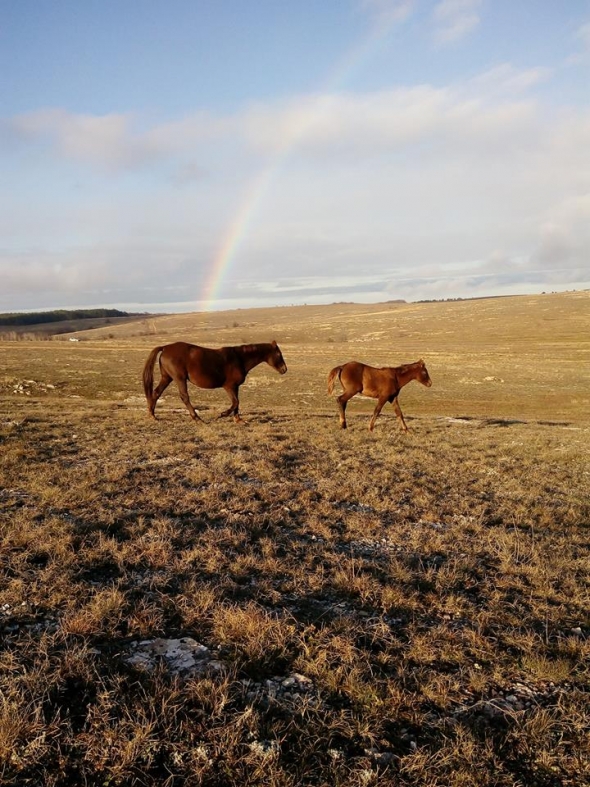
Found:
<box><xmin>1</xmin><ymin>292</ymin><xmax>589</xmax><ymax>786</ymax></box>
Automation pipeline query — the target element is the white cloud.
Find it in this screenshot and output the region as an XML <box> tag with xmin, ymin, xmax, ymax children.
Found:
<box><xmin>468</xmin><ymin>64</ymin><xmax>552</xmax><ymax>95</ymax></box>
<box><xmin>531</xmin><ymin>195</ymin><xmax>590</xmax><ymax>273</ymax></box>
<box><xmin>567</xmin><ymin>21</ymin><xmax>590</xmax><ymax>64</ymax></box>
<box><xmin>432</xmin><ymin>0</ymin><xmax>482</xmax><ymax>45</ymax></box>
<box><xmin>9</xmin><ymin>109</ymin><xmax>157</xmax><ymax>171</ymax></box>
<box><xmin>4</xmin><ymin>63</ymin><xmax>551</xmax><ymax>171</ymax></box>
<box><xmin>575</xmin><ymin>22</ymin><xmax>590</xmax><ymax>50</ymax></box>
<box><xmin>0</xmin><ymin>242</ymin><xmax>211</xmax><ymax>312</ymax></box>
<box><xmin>361</xmin><ymin>0</ymin><xmax>416</xmax><ymax>28</ymax></box>
<box><xmin>6</xmin><ymin>108</ymin><xmax>232</xmax><ymax>174</ymax></box>
<box><xmin>238</xmin><ymin>85</ymin><xmax>538</xmax><ymax>161</ymax></box>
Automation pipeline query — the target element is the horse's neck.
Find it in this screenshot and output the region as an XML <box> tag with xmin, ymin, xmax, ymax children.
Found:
<box><xmin>240</xmin><ymin>344</ymin><xmax>270</xmax><ymax>372</ymax></box>
<box><xmin>395</xmin><ymin>364</ymin><xmax>419</xmax><ymax>388</ymax></box>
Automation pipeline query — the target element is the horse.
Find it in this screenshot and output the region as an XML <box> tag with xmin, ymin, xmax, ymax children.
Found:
<box><xmin>327</xmin><ymin>359</ymin><xmax>432</xmax><ymax>432</ymax></box>
<box><xmin>143</xmin><ymin>340</ymin><xmax>287</xmax><ymax>423</ymax></box>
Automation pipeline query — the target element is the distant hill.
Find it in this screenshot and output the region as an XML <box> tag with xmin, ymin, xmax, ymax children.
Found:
<box><xmin>0</xmin><ymin>309</ymin><xmax>156</xmax><ymax>339</ymax></box>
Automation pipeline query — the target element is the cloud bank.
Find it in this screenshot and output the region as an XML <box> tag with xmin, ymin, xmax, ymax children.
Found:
<box><xmin>1</xmin><ymin>54</ymin><xmax>589</xmax><ymax>311</ymax></box>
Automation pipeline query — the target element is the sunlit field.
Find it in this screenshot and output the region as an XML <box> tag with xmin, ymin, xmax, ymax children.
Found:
<box><xmin>1</xmin><ymin>292</ymin><xmax>589</xmax><ymax>786</ymax></box>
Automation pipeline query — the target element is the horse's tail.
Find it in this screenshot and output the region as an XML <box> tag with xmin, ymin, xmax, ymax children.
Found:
<box><xmin>327</xmin><ymin>366</ymin><xmax>343</xmax><ymax>395</ymax></box>
<box><xmin>142</xmin><ymin>346</ymin><xmax>165</xmax><ymax>402</ymax></box>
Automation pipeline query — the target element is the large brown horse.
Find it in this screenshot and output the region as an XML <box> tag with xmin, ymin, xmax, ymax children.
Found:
<box><xmin>327</xmin><ymin>359</ymin><xmax>432</xmax><ymax>432</ymax></box>
<box><xmin>143</xmin><ymin>341</ymin><xmax>287</xmax><ymax>422</ymax></box>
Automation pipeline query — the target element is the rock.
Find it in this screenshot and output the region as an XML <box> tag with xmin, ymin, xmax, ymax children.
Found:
<box><xmin>207</xmin><ymin>660</ymin><xmax>225</xmax><ymax>673</ymax></box>
<box><xmin>376</xmin><ymin>752</ymin><xmax>395</xmax><ymax>765</ymax></box>
<box><xmin>291</xmin><ymin>672</ymin><xmax>313</xmax><ymax>689</ymax></box>
<box><xmin>126</xmin><ymin>651</ymin><xmax>155</xmax><ymax>670</ymax></box>
<box><xmin>481</xmin><ymin>698</ymin><xmax>515</xmax><ymax>718</ymax></box>
<box><xmin>125</xmin><ymin>637</ymin><xmax>219</xmax><ymax>677</ymax></box>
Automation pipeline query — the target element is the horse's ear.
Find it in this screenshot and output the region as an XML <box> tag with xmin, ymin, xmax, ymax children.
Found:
<box><xmin>271</xmin><ymin>340</ymin><xmax>277</xmax><ymax>347</ymax></box>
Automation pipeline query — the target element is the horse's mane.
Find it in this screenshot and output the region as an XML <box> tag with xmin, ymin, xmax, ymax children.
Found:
<box><xmin>395</xmin><ymin>360</ymin><xmax>421</xmax><ymax>374</ymax></box>
<box><xmin>238</xmin><ymin>343</ymin><xmax>271</xmax><ymax>354</ymax></box>
<box><xmin>397</xmin><ymin>361</ymin><xmax>424</xmax><ymax>371</ymax></box>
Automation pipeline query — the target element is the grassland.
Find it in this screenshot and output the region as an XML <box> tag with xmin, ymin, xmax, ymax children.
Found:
<box><xmin>1</xmin><ymin>292</ymin><xmax>589</xmax><ymax>786</ymax></box>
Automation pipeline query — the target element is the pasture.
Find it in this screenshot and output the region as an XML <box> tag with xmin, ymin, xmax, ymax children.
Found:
<box><xmin>1</xmin><ymin>292</ymin><xmax>589</xmax><ymax>786</ymax></box>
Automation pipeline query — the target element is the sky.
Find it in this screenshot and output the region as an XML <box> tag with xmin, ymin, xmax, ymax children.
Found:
<box><xmin>1</xmin><ymin>0</ymin><xmax>590</xmax><ymax>313</ymax></box>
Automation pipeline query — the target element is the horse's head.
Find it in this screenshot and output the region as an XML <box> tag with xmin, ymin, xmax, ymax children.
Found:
<box><xmin>417</xmin><ymin>359</ymin><xmax>432</xmax><ymax>387</ymax></box>
<box><xmin>268</xmin><ymin>340</ymin><xmax>288</xmax><ymax>375</ymax></box>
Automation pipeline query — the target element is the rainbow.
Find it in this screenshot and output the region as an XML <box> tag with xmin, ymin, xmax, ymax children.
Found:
<box><xmin>200</xmin><ymin>14</ymin><xmax>402</xmax><ymax>311</ymax></box>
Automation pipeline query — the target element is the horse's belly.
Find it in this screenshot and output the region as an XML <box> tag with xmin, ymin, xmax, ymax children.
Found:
<box><xmin>189</xmin><ymin>372</ymin><xmax>224</xmax><ymax>389</ymax></box>
<box><xmin>360</xmin><ymin>386</ymin><xmax>379</xmax><ymax>399</ymax></box>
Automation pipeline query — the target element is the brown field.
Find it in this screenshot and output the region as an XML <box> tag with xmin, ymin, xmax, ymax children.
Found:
<box><xmin>1</xmin><ymin>292</ymin><xmax>589</xmax><ymax>786</ymax></box>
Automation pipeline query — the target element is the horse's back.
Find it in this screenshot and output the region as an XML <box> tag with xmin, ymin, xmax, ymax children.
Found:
<box><xmin>159</xmin><ymin>341</ymin><xmax>198</xmax><ymax>370</ymax></box>
<box><xmin>161</xmin><ymin>341</ymin><xmax>198</xmax><ymax>358</ymax></box>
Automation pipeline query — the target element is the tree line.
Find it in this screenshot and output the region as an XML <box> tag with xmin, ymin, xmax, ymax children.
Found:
<box><xmin>0</xmin><ymin>309</ymin><xmax>135</xmax><ymax>327</ymax></box>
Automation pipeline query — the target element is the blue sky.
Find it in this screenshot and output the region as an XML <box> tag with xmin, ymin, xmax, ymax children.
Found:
<box><xmin>1</xmin><ymin>0</ymin><xmax>589</xmax><ymax>312</ymax></box>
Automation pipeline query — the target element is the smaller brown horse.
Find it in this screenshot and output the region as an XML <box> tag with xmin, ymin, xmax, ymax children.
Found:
<box><xmin>143</xmin><ymin>340</ymin><xmax>287</xmax><ymax>423</ymax></box>
<box><xmin>327</xmin><ymin>359</ymin><xmax>432</xmax><ymax>432</ymax></box>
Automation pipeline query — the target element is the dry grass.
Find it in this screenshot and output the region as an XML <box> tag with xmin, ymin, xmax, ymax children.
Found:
<box><xmin>1</xmin><ymin>292</ymin><xmax>589</xmax><ymax>785</ymax></box>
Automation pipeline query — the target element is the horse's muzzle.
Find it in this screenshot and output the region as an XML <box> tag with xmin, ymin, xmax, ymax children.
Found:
<box><xmin>280</xmin><ymin>365</ymin><xmax>288</xmax><ymax>375</ymax></box>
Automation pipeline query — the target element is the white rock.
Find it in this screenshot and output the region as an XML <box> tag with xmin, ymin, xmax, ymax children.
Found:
<box><xmin>125</xmin><ymin>637</ymin><xmax>216</xmax><ymax>677</ymax></box>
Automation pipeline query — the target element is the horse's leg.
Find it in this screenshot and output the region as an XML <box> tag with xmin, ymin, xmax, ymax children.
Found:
<box><xmin>369</xmin><ymin>397</ymin><xmax>389</xmax><ymax>432</ymax></box>
<box><xmin>149</xmin><ymin>371</ymin><xmax>172</xmax><ymax>419</ymax></box>
<box><xmin>337</xmin><ymin>391</ymin><xmax>355</xmax><ymax>429</ymax></box>
<box><xmin>175</xmin><ymin>378</ymin><xmax>203</xmax><ymax>422</ymax></box>
<box><xmin>218</xmin><ymin>384</ymin><xmax>242</xmax><ymax>422</ymax></box>
<box><xmin>392</xmin><ymin>397</ymin><xmax>409</xmax><ymax>432</ymax></box>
